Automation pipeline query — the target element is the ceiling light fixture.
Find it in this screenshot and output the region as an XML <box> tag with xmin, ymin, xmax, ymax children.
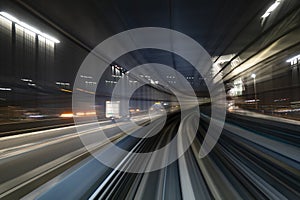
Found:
<box><xmin>0</xmin><ymin>11</ymin><xmax>60</xmax><ymax>43</ymax></box>
<box><xmin>286</xmin><ymin>54</ymin><xmax>300</xmax><ymax>63</ymax></box>
<box><xmin>261</xmin><ymin>0</ymin><xmax>281</xmax><ymax>19</ymax></box>
<box><xmin>286</xmin><ymin>54</ymin><xmax>300</xmax><ymax>64</ymax></box>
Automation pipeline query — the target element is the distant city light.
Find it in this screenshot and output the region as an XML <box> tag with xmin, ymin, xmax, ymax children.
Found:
<box><xmin>56</xmin><ymin>82</ymin><xmax>70</xmax><ymax>86</ymax></box>
<box><xmin>186</xmin><ymin>76</ymin><xmax>194</xmax><ymax>80</ymax></box>
<box><xmin>0</xmin><ymin>11</ymin><xmax>60</xmax><ymax>43</ymax></box>
<box><xmin>261</xmin><ymin>0</ymin><xmax>281</xmax><ymax>19</ymax></box>
<box><xmin>80</xmin><ymin>75</ymin><xmax>93</xmax><ymax>79</ymax></box>
<box><xmin>85</xmin><ymin>81</ymin><xmax>97</xmax><ymax>85</ymax></box>
<box><xmin>105</xmin><ymin>80</ymin><xmax>117</xmax><ymax>84</ymax></box>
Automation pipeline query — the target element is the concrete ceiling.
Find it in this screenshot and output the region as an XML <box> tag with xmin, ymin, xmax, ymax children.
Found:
<box><xmin>1</xmin><ymin>0</ymin><xmax>300</xmax><ymax>90</ymax></box>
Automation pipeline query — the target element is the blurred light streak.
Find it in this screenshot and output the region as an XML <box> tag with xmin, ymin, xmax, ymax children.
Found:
<box><xmin>85</xmin><ymin>111</ymin><xmax>96</xmax><ymax>116</ymax></box>
<box><xmin>59</xmin><ymin>113</ymin><xmax>73</xmax><ymax>118</ymax></box>
<box><xmin>75</xmin><ymin>88</ymin><xmax>95</xmax><ymax>95</ymax></box>
<box><xmin>76</xmin><ymin>112</ymin><xmax>85</xmax><ymax>116</ymax></box>
<box><xmin>60</xmin><ymin>88</ymin><xmax>72</xmax><ymax>93</ymax></box>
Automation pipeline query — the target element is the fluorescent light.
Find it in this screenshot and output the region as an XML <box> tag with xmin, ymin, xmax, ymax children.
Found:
<box><xmin>261</xmin><ymin>12</ymin><xmax>271</xmax><ymax>18</ymax></box>
<box><xmin>21</xmin><ymin>78</ymin><xmax>33</xmax><ymax>82</ymax></box>
<box><xmin>19</xmin><ymin>21</ymin><xmax>41</xmax><ymax>35</ymax></box>
<box><xmin>286</xmin><ymin>54</ymin><xmax>300</xmax><ymax>63</ymax></box>
<box><xmin>261</xmin><ymin>0</ymin><xmax>281</xmax><ymax>19</ymax></box>
<box><xmin>40</xmin><ymin>32</ymin><xmax>60</xmax><ymax>43</ymax></box>
<box><xmin>0</xmin><ymin>11</ymin><xmax>60</xmax><ymax>43</ymax></box>
<box><xmin>266</xmin><ymin>1</ymin><xmax>280</xmax><ymax>13</ymax></box>
<box><xmin>0</xmin><ymin>87</ymin><xmax>12</xmax><ymax>91</ymax></box>
<box><xmin>0</xmin><ymin>12</ymin><xmax>19</xmax><ymax>23</ymax></box>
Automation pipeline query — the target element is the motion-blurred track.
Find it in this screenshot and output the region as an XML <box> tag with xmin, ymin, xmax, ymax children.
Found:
<box><xmin>1</xmin><ymin>108</ymin><xmax>299</xmax><ymax>200</ymax></box>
